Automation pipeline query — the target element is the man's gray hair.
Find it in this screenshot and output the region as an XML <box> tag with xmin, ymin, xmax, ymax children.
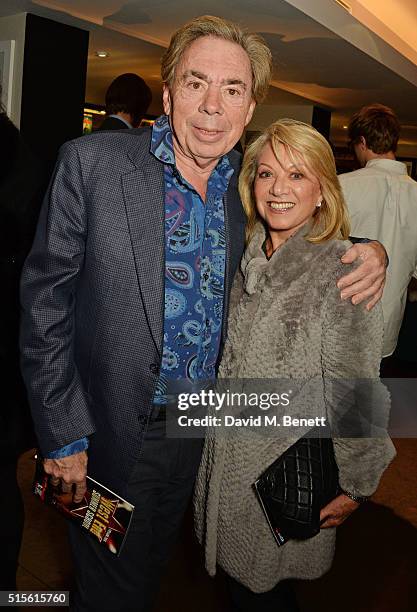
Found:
<box><xmin>161</xmin><ymin>15</ymin><xmax>272</xmax><ymax>104</ymax></box>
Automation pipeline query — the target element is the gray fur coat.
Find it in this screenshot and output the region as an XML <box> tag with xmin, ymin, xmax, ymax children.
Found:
<box><xmin>194</xmin><ymin>223</ymin><xmax>395</xmax><ymax>593</ymax></box>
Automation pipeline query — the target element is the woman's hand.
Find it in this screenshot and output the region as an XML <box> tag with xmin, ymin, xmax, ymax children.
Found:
<box><xmin>319</xmin><ymin>493</ymin><xmax>360</xmax><ymax>528</ymax></box>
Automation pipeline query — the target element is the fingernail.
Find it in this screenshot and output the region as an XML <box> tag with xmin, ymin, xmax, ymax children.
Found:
<box><xmin>352</xmin><ymin>296</ymin><xmax>358</xmax><ymax>305</ymax></box>
<box><xmin>341</xmin><ymin>291</ymin><xmax>347</xmax><ymax>300</ymax></box>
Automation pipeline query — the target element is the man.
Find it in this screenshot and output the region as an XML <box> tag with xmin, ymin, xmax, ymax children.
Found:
<box><xmin>21</xmin><ymin>16</ymin><xmax>386</xmax><ymax>611</ymax></box>
<box><xmin>339</xmin><ymin>103</ymin><xmax>417</xmax><ymax>363</ymax></box>
<box><xmin>99</xmin><ymin>72</ymin><xmax>152</xmax><ymax>130</ymax></box>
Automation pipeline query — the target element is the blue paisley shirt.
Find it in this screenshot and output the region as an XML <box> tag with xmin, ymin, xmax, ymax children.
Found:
<box><xmin>152</xmin><ymin>114</ymin><xmax>234</xmax><ymax>401</ymax></box>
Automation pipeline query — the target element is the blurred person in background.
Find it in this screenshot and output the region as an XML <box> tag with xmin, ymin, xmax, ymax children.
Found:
<box><xmin>0</xmin><ymin>94</ymin><xmax>45</xmax><ymax>589</ymax></box>
<box><xmin>99</xmin><ymin>72</ymin><xmax>152</xmax><ymax>130</ymax></box>
<box><xmin>339</xmin><ymin>104</ymin><xmax>417</xmax><ymax>373</ymax></box>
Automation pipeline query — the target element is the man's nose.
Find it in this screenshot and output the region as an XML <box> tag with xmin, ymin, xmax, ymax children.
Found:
<box><xmin>199</xmin><ymin>84</ymin><xmax>224</xmax><ymax>115</ymax></box>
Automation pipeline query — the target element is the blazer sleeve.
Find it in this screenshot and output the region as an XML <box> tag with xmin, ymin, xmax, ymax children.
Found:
<box><xmin>321</xmin><ymin>262</ymin><xmax>396</xmax><ymax>498</ymax></box>
<box><xmin>20</xmin><ymin>141</ymin><xmax>96</xmax><ymax>455</ymax></box>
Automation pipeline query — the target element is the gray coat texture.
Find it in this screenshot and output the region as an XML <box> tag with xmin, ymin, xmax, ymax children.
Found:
<box><xmin>194</xmin><ymin>222</ymin><xmax>396</xmax><ymax>592</ymax></box>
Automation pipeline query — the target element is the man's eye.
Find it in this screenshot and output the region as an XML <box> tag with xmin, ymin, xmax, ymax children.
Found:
<box><xmin>227</xmin><ymin>88</ymin><xmax>240</xmax><ymax>96</ymax></box>
<box><xmin>187</xmin><ymin>81</ymin><xmax>202</xmax><ymax>90</ymax></box>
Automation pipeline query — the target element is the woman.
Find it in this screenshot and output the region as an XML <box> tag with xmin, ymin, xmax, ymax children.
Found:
<box><xmin>194</xmin><ymin>119</ymin><xmax>395</xmax><ymax>611</ymax></box>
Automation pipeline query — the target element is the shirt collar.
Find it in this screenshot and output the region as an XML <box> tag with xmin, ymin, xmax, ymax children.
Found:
<box><xmin>150</xmin><ymin>114</ymin><xmax>176</xmax><ymax>165</ymax></box>
<box><xmin>108</xmin><ymin>114</ymin><xmax>132</xmax><ymax>128</ymax></box>
<box><xmin>150</xmin><ymin>114</ymin><xmax>233</xmax><ymax>180</ymax></box>
<box><xmin>365</xmin><ymin>158</ymin><xmax>408</xmax><ymax>175</ymax></box>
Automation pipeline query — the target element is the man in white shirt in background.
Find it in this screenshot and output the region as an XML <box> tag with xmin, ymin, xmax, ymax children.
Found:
<box><xmin>339</xmin><ymin>103</ymin><xmax>417</xmax><ymax>370</ymax></box>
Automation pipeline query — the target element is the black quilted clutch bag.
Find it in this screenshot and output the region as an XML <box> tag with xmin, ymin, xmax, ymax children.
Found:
<box><xmin>253</xmin><ymin>429</ymin><xmax>339</xmax><ymax>546</ymax></box>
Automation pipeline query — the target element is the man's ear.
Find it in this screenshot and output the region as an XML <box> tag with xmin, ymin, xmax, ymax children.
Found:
<box><xmin>162</xmin><ymin>84</ymin><xmax>172</xmax><ymax>115</ymax></box>
<box><xmin>359</xmin><ymin>135</ymin><xmax>367</xmax><ymax>150</ymax></box>
<box><xmin>244</xmin><ymin>99</ymin><xmax>256</xmax><ymax>127</ymax></box>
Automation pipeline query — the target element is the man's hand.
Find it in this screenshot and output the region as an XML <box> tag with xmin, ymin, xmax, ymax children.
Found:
<box><xmin>320</xmin><ymin>493</ymin><xmax>360</xmax><ymax>528</ymax></box>
<box><xmin>337</xmin><ymin>241</ymin><xmax>387</xmax><ymax>310</ymax></box>
<box><xmin>44</xmin><ymin>451</ymin><xmax>88</xmax><ymax>503</ymax></box>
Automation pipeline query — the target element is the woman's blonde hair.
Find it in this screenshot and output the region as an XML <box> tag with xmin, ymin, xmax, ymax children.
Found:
<box><xmin>161</xmin><ymin>15</ymin><xmax>272</xmax><ymax>104</ymax></box>
<box><xmin>239</xmin><ymin>118</ymin><xmax>351</xmax><ymax>243</ymax></box>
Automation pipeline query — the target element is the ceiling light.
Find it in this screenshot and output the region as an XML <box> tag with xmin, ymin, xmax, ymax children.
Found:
<box><xmin>95</xmin><ymin>51</ymin><xmax>109</xmax><ymax>58</ymax></box>
<box><xmin>343</xmin><ymin>125</ymin><xmax>348</xmax><ymax>129</ymax></box>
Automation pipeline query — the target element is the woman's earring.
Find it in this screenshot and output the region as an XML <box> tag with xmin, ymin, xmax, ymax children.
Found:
<box><xmin>316</xmin><ymin>200</ymin><xmax>322</xmax><ymax>208</ymax></box>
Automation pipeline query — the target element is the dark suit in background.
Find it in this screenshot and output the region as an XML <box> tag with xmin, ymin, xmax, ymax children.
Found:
<box><xmin>97</xmin><ymin>114</ymin><xmax>131</xmax><ymax>131</ymax></box>
<box><xmin>0</xmin><ymin>112</ymin><xmax>45</xmax><ymax>589</ymax></box>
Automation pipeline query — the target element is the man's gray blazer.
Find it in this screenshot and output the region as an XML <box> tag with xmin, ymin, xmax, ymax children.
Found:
<box><xmin>20</xmin><ymin>128</ymin><xmax>245</xmax><ymax>493</ymax></box>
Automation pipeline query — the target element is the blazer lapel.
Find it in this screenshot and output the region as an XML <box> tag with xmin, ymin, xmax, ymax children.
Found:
<box><xmin>121</xmin><ymin>135</ymin><xmax>244</xmax><ymax>356</ymax></box>
<box><xmin>122</xmin><ymin>138</ymin><xmax>165</xmax><ymax>355</ymax></box>
<box><xmin>222</xmin><ymin>154</ymin><xmax>245</xmax><ymax>332</ymax></box>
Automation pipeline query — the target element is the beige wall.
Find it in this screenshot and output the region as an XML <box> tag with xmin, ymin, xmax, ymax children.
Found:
<box><xmin>0</xmin><ymin>13</ymin><xmax>26</xmax><ymax>126</ymax></box>
<box><xmin>247</xmin><ymin>103</ymin><xmax>314</xmax><ymax>134</ymax></box>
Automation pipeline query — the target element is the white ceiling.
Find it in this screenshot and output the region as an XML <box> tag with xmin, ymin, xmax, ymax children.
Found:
<box><xmin>1</xmin><ymin>0</ymin><xmax>417</xmax><ymax>152</ymax></box>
